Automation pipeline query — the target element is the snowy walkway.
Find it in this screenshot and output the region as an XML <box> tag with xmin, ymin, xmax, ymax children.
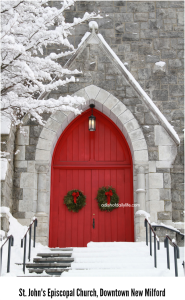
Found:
<box><xmin>62</xmin><ymin>242</ymin><xmax>185</xmax><ymax>277</ymax></box>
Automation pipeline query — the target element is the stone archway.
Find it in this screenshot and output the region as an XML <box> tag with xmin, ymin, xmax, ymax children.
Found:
<box><xmin>34</xmin><ymin>85</ymin><xmax>149</xmax><ymax>244</ymax></box>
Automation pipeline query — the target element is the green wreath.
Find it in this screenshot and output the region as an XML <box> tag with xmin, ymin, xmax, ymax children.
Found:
<box><xmin>95</xmin><ymin>186</ymin><xmax>119</xmax><ymax>212</ymax></box>
<box><xmin>64</xmin><ymin>189</ymin><xmax>86</xmax><ymax>213</ymax></box>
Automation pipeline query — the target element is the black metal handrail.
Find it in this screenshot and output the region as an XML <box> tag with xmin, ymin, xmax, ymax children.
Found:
<box><xmin>21</xmin><ymin>218</ymin><xmax>37</xmax><ymax>274</ymax></box>
<box><xmin>164</xmin><ymin>235</ymin><xmax>180</xmax><ymax>277</ymax></box>
<box><xmin>144</xmin><ymin>219</ymin><xmax>160</xmax><ymax>268</ymax></box>
<box><xmin>0</xmin><ymin>235</ymin><xmax>14</xmax><ymax>276</ymax></box>
<box><xmin>152</xmin><ymin>224</ymin><xmax>185</xmax><ymax>238</ymax></box>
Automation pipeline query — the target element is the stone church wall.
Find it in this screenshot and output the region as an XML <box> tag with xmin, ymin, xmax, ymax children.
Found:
<box><xmin>48</xmin><ymin>0</ymin><xmax>184</xmax><ymax>224</ymax></box>
<box><xmin>9</xmin><ymin>1</ymin><xmax>184</xmax><ymax>240</ymax></box>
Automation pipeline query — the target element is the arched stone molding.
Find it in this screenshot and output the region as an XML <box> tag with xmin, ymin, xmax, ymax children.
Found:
<box><xmin>35</xmin><ymin>85</ymin><xmax>149</xmax><ymax>166</ymax></box>
<box><xmin>34</xmin><ymin>84</ymin><xmax>149</xmax><ymax>244</ymax></box>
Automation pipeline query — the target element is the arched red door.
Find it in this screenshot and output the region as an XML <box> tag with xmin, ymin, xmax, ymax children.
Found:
<box><xmin>49</xmin><ymin>109</ymin><xmax>134</xmax><ymax>247</ymax></box>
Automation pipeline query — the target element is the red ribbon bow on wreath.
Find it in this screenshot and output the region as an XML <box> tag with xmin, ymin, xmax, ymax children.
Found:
<box><xmin>105</xmin><ymin>190</ymin><xmax>113</xmax><ymax>205</ymax></box>
<box><xmin>72</xmin><ymin>192</ymin><xmax>79</xmax><ymax>204</ymax></box>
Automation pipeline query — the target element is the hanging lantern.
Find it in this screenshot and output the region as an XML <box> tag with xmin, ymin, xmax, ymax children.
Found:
<box><xmin>89</xmin><ymin>104</ymin><xmax>96</xmax><ymax>131</ymax></box>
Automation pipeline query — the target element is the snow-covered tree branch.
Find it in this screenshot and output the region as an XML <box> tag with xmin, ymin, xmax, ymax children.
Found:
<box><xmin>1</xmin><ymin>0</ymin><xmax>101</xmax><ymax>127</ymax></box>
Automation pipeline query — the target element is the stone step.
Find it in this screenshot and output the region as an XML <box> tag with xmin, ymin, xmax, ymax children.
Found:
<box><xmin>33</xmin><ymin>257</ymin><xmax>74</xmax><ymax>263</ymax></box>
<box><xmin>37</xmin><ymin>253</ymin><xmax>72</xmax><ymax>257</ymax></box>
<box><xmin>50</xmin><ymin>248</ymin><xmax>73</xmax><ymax>251</ymax></box>
<box><xmin>28</xmin><ymin>268</ymin><xmax>70</xmax><ymax>274</ymax></box>
<box><xmin>26</xmin><ymin>263</ymin><xmax>71</xmax><ymax>268</ymax></box>
<box><xmin>17</xmin><ymin>276</ymin><xmax>58</xmax><ymax>277</ymax></box>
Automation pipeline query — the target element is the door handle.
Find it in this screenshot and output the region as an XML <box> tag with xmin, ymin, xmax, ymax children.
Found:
<box><xmin>93</xmin><ymin>218</ymin><xmax>95</xmax><ymax>229</ymax></box>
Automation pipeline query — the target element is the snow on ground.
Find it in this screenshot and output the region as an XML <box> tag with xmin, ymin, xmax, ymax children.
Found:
<box><xmin>64</xmin><ymin>242</ymin><xmax>185</xmax><ymax>277</ymax></box>
<box><xmin>0</xmin><ymin>208</ymin><xmax>52</xmax><ymax>277</ymax></box>
<box><xmin>0</xmin><ymin>158</ymin><xmax>8</xmax><ymax>180</ymax></box>
<box><xmin>1</xmin><ymin>208</ymin><xmax>184</xmax><ymax>277</ymax></box>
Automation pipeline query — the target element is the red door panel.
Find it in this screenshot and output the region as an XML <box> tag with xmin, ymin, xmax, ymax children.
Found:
<box><xmin>49</xmin><ymin>109</ymin><xmax>134</xmax><ymax>247</ymax></box>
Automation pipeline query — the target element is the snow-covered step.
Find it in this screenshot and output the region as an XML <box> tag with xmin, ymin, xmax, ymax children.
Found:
<box><xmin>33</xmin><ymin>257</ymin><xmax>74</xmax><ymax>263</ymax></box>
<box><xmin>26</xmin><ymin>262</ymin><xmax>71</xmax><ymax>268</ymax></box>
<box><xmin>50</xmin><ymin>248</ymin><xmax>73</xmax><ymax>251</ymax></box>
<box><xmin>70</xmin><ymin>262</ymin><xmax>174</xmax><ymax>270</ymax></box>
<box><xmin>72</xmin><ymin>257</ymin><xmax>175</xmax><ymax>264</ymax></box>
<box><xmin>37</xmin><ymin>253</ymin><xmax>72</xmax><ymax>257</ymax></box>
<box><xmin>62</xmin><ymin>268</ymin><xmax>182</xmax><ymax>277</ymax></box>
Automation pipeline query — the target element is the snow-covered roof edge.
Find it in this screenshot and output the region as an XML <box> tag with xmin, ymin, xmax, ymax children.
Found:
<box><xmin>65</xmin><ymin>22</ymin><xmax>180</xmax><ymax>145</ymax></box>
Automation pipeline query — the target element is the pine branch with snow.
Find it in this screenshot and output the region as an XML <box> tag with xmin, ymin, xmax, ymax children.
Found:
<box><xmin>1</xmin><ymin>0</ymin><xmax>101</xmax><ymax>127</ymax></box>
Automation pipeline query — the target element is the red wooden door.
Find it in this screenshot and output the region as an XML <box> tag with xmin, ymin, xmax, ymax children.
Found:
<box><xmin>49</xmin><ymin>109</ymin><xmax>134</xmax><ymax>247</ymax></box>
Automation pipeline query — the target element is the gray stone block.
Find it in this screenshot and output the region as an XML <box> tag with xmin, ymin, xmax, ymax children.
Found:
<box><xmin>114</xmin><ymin>1</ymin><xmax>126</xmax><ymax>7</ymax></box>
<box><xmin>177</xmin><ymin>12</ymin><xmax>184</xmax><ymax>25</ymax></box>
<box><xmin>180</xmin><ymin>211</ymin><xmax>184</xmax><ymax>222</ymax></box>
<box><xmin>159</xmin><ymin>31</ymin><xmax>183</xmax><ymax>38</ymax></box>
<box><xmin>162</xmin><ymin>102</ymin><xmax>177</xmax><ymax>109</ymax></box>
<box><xmin>115</xmin><ymin>13</ymin><xmax>134</xmax><ymax>22</ymax></box>
<box><xmin>13</xmin><ymin>212</ymin><xmax>25</xmax><ymax>219</ymax></box>
<box><xmin>149</xmin><ymin>150</ymin><xmax>158</xmax><ymax>161</ymax></box>
<box><xmin>144</xmin><ymin>132</ymin><xmax>155</xmax><ymax>146</ymax></box>
<box><xmin>125</xmin><ymin>23</ymin><xmax>139</xmax><ymax>33</ymax></box>
<box><xmin>154</xmin><ymin>38</ymin><xmax>171</xmax><ymax>50</ymax></box>
<box><xmin>164</xmin><ymin>24</ymin><xmax>173</xmax><ymax>31</ymax></box>
<box><xmin>172</xmin><ymin>190</ymin><xmax>181</xmax><ymax>203</ymax></box>
<box><xmin>156</xmin><ymin>2</ymin><xmax>169</xmax><ymax>8</ymax></box>
<box><xmin>172</xmin><ymin>210</ymin><xmax>180</xmax><ymax>222</ymax></box>
<box><xmin>172</xmin><ymin>110</ymin><xmax>184</xmax><ymax>120</ymax></box>
<box><xmin>144</xmin><ymin>112</ymin><xmax>158</xmax><ymax>125</ymax></box>
<box><xmin>169</xmin><ymin>59</ymin><xmax>182</xmax><ymax>68</ymax></box>
<box><xmin>161</xmin><ymin>50</ymin><xmax>177</xmax><ymax>59</ymax></box>
<box><xmin>105</xmin><ymin>65</ymin><xmax>120</xmax><ymax>75</ymax></box>
<box><xmin>164</xmin><ymin>201</ymin><xmax>172</xmax><ymax>212</ymax></box>
<box><xmin>149</xmin><ymin>20</ymin><xmax>163</xmax><ymax>30</ymax></box>
<box><xmin>97</xmin><ymin>80</ymin><xmax>116</xmax><ymax>91</ymax></box>
<box><xmin>169</xmin><ymin>85</ymin><xmax>184</xmax><ymax>96</ymax></box>
<box><xmin>172</xmin><ymin>201</ymin><xmax>184</xmax><ymax>210</ymax></box>
<box><xmin>0</xmin><ymin>214</ymin><xmax>9</xmax><ymax>233</ymax></box>
<box><xmin>161</xmin><ymin>74</ymin><xmax>177</xmax><ymax>84</ymax></box>
<box><xmin>174</xmin><ymin>26</ymin><xmax>184</xmax><ymax>31</ymax></box>
<box><xmin>13</xmin><ymin>173</ymin><xmax>21</xmax><ymax>188</ymax></box>
<box><xmin>164</xmin><ymin>173</ymin><xmax>171</xmax><ymax>188</ymax></box>
<box><xmin>25</xmin><ymin>145</ymin><xmax>36</xmax><ymax>160</ymax></box>
<box><xmin>122</xmin><ymin>98</ymin><xmax>141</xmax><ymax>106</ymax></box>
<box><xmin>158</xmin><ymin>212</ymin><xmax>172</xmax><ymax>220</ymax></box>
<box><xmin>118</xmin><ymin>44</ymin><xmax>131</xmax><ymax>52</ymax></box>
<box><xmin>138</xmin><ymin>68</ymin><xmax>151</xmax><ymax>80</ymax></box>
<box><xmin>13</xmin><ymin>188</ymin><xmax>23</xmax><ymax>200</ymax></box>
<box><xmin>146</xmin><ymin>55</ymin><xmax>160</xmax><ymax>63</ymax></box>
<box><xmin>160</xmin><ymin>189</ymin><xmax>171</xmax><ymax>201</ymax></box>
<box><xmin>170</xmin><ymin>2</ymin><xmax>184</xmax><ymax>8</ymax></box>
<box><xmin>152</xmin><ymin>90</ymin><xmax>168</xmax><ymax>101</ymax></box>
<box><xmin>30</xmin><ymin>126</ymin><xmax>43</xmax><ymax>138</ymax></box>
<box><xmin>115</xmin><ymin>24</ymin><xmax>125</xmax><ymax>33</ymax></box>
<box><xmin>122</xmin><ymin>33</ymin><xmax>139</xmax><ymax>41</ymax></box>
<box><xmin>128</xmin><ymin>2</ymin><xmax>155</xmax><ymax>12</ymax></box>
<box><xmin>149</xmin><ymin>12</ymin><xmax>156</xmax><ymax>19</ymax></box>
<box><xmin>134</xmin><ymin>13</ymin><xmax>148</xmax><ymax>22</ymax></box>
<box><xmin>141</xmin><ymin>30</ymin><xmax>158</xmax><ymax>39</ymax></box>
<box><xmin>177</xmin><ymin>50</ymin><xmax>184</xmax><ymax>58</ymax></box>
<box><xmin>140</xmin><ymin>22</ymin><xmax>149</xmax><ymax>30</ymax></box>
<box><xmin>14</xmin><ymin>168</ymin><xmax>27</xmax><ymax>173</ymax></box>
